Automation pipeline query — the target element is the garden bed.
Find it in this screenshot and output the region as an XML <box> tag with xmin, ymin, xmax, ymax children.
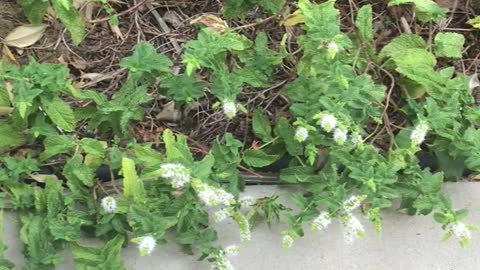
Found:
<box><xmin>1</xmin><ymin>0</ymin><xmax>480</xmax><ymax>269</ymax></box>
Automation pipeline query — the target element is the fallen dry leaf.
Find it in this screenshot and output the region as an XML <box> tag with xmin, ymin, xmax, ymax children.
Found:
<box><xmin>0</xmin><ymin>107</ymin><xmax>13</xmax><ymax>116</ymax></box>
<box><xmin>190</xmin><ymin>14</ymin><xmax>228</xmax><ymax>32</ymax></box>
<box><xmin>156</xmin><ymin>101</ymin><xmax>182</xmax><ymax>122</ymax></box>
<box><xmin>109</xmin><ymin>22</ymin><xmax>124</xmax><ymax>40</ymax></box>
<box><xmin>4</xmin><ymin>24</ymin><xmax>47</xmax><ymax>48</ymax></box>
<box><xmin>2</xmin><ymin>44</ymin><xmax>18</xmax><ymax>63</ymax></box>
<box><xmin>282</xmin><ymin>13</ymin><xmax>305</xmax><ymax>26</ymax></box>
<box><xmin>30</xmin><ymin>174</ymin><xmax>58</xmax><ymax>183</ymax></box>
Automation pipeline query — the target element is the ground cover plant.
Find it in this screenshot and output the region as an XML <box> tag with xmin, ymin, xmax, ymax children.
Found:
<box><xmin>0</xmin><ymin>0</ymin><xmax>480</xmax><ymax>269</ymax></box>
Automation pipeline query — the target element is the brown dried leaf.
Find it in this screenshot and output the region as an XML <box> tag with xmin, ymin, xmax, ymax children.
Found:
<box><xmin>190</xmin><ymin>14</ymin><xmax>228</xmax><ymax>32</ymax></box>
<box><xmin>155</xmin><ymin>101</ymin><xmax>181</xmax><ymax>122</ymax></box>
<box><xmin>282</xmin><ymin>13</ymin><xmax>305</xmax><ymax>26</ymax></box>
<box><xmin>4</xmin><ymin>25</ymin><xmax>47</xmax><ymax>48</ymax></box>
<box><xmin>30</xmin><ymin>174</ymin><xmax>58</xmax><ymax>183</ymax></box>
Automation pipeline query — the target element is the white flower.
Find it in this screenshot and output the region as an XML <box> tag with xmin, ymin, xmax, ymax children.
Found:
<box><xmin>137</xmin><ymin>236</ymin><xmax>156</xmax><ymax>256</ymax></box>
<box><xmin>282</xmin><ymin>235</ymin><xmax>294</xmax><ymax>250</ymax></box>
<box><xmin>214</xmin><ymin>208</ymin><xmax>231</xmax><ymax>222</ymax></box>
<box><xmin>311</xmin><ymin>211</ymin><xmax>332</xmax><ymax>231</ymax></box>
<box><xmin>101</xmin><ymin>196</ymin><xmax>117</xmax><ymax>213</ymax></box>
<box><xmin>343</xmin><ymin>195</ymin><xmax>366</xmax><ymax>212</ymax></box>
<box><xmin>411</xmin><ymin>121</ymin><xmax>429</xmax><ymax>146</ymax></box>
<box><xmin>342</xmin><ymin>214</ymin><xmax>365</xmax><ymax>244</ymax></box>
<box><xmin>225</xmin><ymin>245</ymin><xmax>241</xmax><ymax>256</ymax></box>
<box><xmin>239</xmin><ymin>196</ymin><xmax>256</xmax><ymax>207</ymax></box>
<box><xmin>198</xmin><ymin>189</ymin><xmax>219</xmax><ymax>206</ymax></box>
<box><xmin>320</xmin><ymin>114</ymin><xmax>337</xmax><ymax>133</ymax></box>
<box><xmin>449</xmin><ymin>222</ymin><xmax>471</xmax><ymax>243</ymax></box>
<box><xmin>212</xmin><ymin>253</ymin><xmax>235</xmax><ymax>270</ymax></box>
<box><xmin>160</xmin><ymin>163</ymin><xmax>191</xmax><ymax>189</ymax></box>
<box><xmin>195</xmin><ymin>181</ymin><xmax>235</xmax><ymax>207</ymax></box>
<box><xmin>223</xmin><ymin>100</ymin><xmax>237</xmax><ymax>119</ymax></box>
<box><xmin>327</xmin><ymin>42</ymin><xmax>339</xmax><ymax>58</ymax></box>
<box><xmin>351</xmin><ymin>134</ymin><xmax>363</xmax><ymax>146</ymax></box>
<box><xmin>294</xmin><ymin>127</ymin><xmax>309</xmax><ymax>142</ymax></box>
<box><xmin>333</xmin><ymin>128</ymin><xmax>348</xmax><ymax>145</ymax></box>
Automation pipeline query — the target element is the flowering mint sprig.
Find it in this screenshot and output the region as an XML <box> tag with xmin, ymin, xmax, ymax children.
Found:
<box><xmin>343</xmin><ymin>195</ymin><xmax>367</xmax><ymax>213</ymax></box>
<box><xmin>326</xmin><ymin>41</ymin><xmax>339</xmax><ymax>59</ymax></box>
<box><xmin>313</xmin><ymin>113</ymin><xmax>337</xmax><ymax>133</ymax></box>
<box><xmin>294</xmin><ymin>126</ymin><xmax>309</xmax><ymax>143</ymax></box>
<box><xmin>101</xmin><ymin>196</ymin><xmax>117</xmax><ymax>213</ymax></box>
<box><xmin>411</xmin><ymin>120</ymin><xmax>429</xmax><ymax>146</ymax></box>
<box><xmin>232</xmin><ymin>211</ymin><xmax>251</xmax><ymax>242</ymax></box>
<box><xmin>214</xmin><ymin>208</ymin><xmax>234</xmax><ymax>222</ymax></box>
<box><xmin>132</xmin><ymin>235</ymin><xmax>156</xmax><ymax>256</ymax></box>
<box><xmin>212</xmin><ymin>246</ymin><xmax>240</xmax><ymax>270</ymax></box>
<box><xmin>447</xmin><ymin>222</ymin><xmax>472</xmax><ymax>247</ymax></box>
<box><xmin>333</xmin><ymin>128</ymin><xmax>348</xmax><ymax>145</ymax></box>
<box><xmin>192</xmin><ymin>178</ymin><xmax>235</xmax><ymax>207</ymax></box>
<box><xmin>281</xmin><ymin>230</ymin><xmax>298</xmax><ymax>250</ymax></box>
<box><xmin>341</xmin><ymin>214</ymin><xmax>365</xmax><ymax>244</ymax></box>
<box><xmin>311</xmin><ymin>211</ymin><xmax>332</xmax><ymax>231</ymax></box>
<box><xmin>222</xmin><ymin>100</ymin><xmax>237</xmax><ymax>119</ymax></box>
<box><xmin>159</xmin><ymin>163</ymin><xmax>191</xmax><ymax>189</ymax></box>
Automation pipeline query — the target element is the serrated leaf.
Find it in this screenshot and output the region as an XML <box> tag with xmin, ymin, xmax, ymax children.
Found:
<box><xmin>18</xmin><ymin>0</ymin><xmax>49</xmax><ymax>25</ymax></box>
<box><xmin>252</xmin><ymin>110</ymin><xmax>272</xmax><ymax>142</ymax></box>
<box><xmin>161</xmin><ymin>74</ymin><xmax>207</xmax><ymax>106</ymax></box>
<box><xmin>4</xmin><ymin>25</ymin><xmax>47</xmax><ymax>48</ymax></box>
<box><xmin>79</xmin><ymin>138</ymin><xmax>105</xmax><ymax>157</ymax></box>
<box><xmin>63</xmin><ymin>155</ymin><xmax>96</xmax><ymax>186</ymax></box>
<box><xmin>40</xmin><ymin>135</ymin><xmax>76</xmax><ymax>161</ymax></box>
<box><xmin>163</xmin><ymin>129</ymin><xmax>194</xmax><ymax>165</ymax></box>
<box><xmin>40</xmin><ymin>96</ymin><xmax>76</xmax><ymax>132</ymax></box>
<box><xmin>274</xmin><ymin>118</ymin><xmax>303</xmax><ymax>156</ymax></box>
<box><xmin>73</xmin><ymin>235</ymin><xmax>125</xmax><ymax>270</ymax></box>
<box><xmin>0</xmin><ymin>122</ymin><xmax>26</xmax><ymax>151</ymax></box>
<box><xmin>120</xmin><ymin>42</ymin><xmax>173</xmax><ymax>75</ymax></box>
<box><xmin>51</xmin><ymin>0</ymin><xmax>85</xmax><ymax>45</ymax></box>
<box><xmin>122</xmin><ymin>158</ymin><xmax>145</xmax><ymax>202</ymax></box>
<box><xmin>388</xmin><ymin>0</ymin><xmax>448</xmax><ymax>22</ymax></box>
<box><xmin>243</xmin><ymin>149</ymin><xmax>280</xmax><ymax>168</ymax></box>
<box><xmin>434</xmin><ymin>32</ymin><xmax>465</xmax><ymax>58</ymax></box>
<box><xmin>379</xmin><ymin>34</ymin><xmax>427</xmax><ymax>60</ymax></box>
<box><xmin>355</xmin><ymin>5</ymin><xmax>373</xmax><ymax>43</ymax></box>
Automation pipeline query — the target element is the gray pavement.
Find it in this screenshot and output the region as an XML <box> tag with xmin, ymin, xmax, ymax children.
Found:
<box><xmin>3</xmin><ymin>183</ymin><xmax>480</xmax><ymax>270</ymax></box>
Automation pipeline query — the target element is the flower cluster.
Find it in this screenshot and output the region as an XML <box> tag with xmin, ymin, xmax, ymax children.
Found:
<box><xmin>239</xmin><ymin>196</ymin><xmax>256</xmax><ymax>207</ymax></box>
<box><xmin>133</xmin><ymin>236</ymin><xmax>156</xmax><ymax>256</ymax></box>
<box><xmin>160</xmin><ymin>163</ymin><xmax>191</xmax><ymax>189</ymax></box>
<box><xmin>212</xmin><ymin>246</ymin><xmax>240</xmax><ymax>270</ymax></box>
<box><xmin>448</xmin><ymin>222</ymin><xmax>471</xmax><ymax>246</ymax></box>
<box><xmin>341</xmin><ymin>214</ymin><xmax>365</xmax><ymax>244</ymax></box>
<box><xmin>294</xmin><ymin>126</ymin><xmax>309</xmax><ymax>142</ymax></box>
<box><xmin>313</xmin><ymin>112</ymin><xmax>364</xmax><ymax>147</ymax></box>
<box><xmin>282</xmin><ymin>234</ymin><xmax>295</xmax><ymax>250</ymax></box>
<box><xmin>232</xmin><ymin>211</ymin><xmax>251</xmax><ymax>242</ymax></box>
<box><xmin>343</xmin><ymin>195</ymin><xmax>367</xmax><ymax>213</ymax></box>
<box><xmin>214</xmin><ymin>208</ymin><xmax>233</xmax><ymax>222</ymax></box>
<box><xmin>327</xmin><ymin>41</ymin><xmax>339</xmax><ymax>59</ymax></box>
<box><xmin>311</xmin><ymin>211</ymin><xmax>332</xmax><ymax>231</ymax></box>
<box><xmin>101</xmin><ymin>196</ymin><xmax>117</xmax><ymax>213</ymax></box>
<box><xmin>411</xmin><ymin>121</ymin><xmax>429</xmax><ymax>146</ymax></box>
<box><xmin>223</xmin><ymin>100</ymin><xmax>237</xmax><ymax>119</ymax></box>
<box><xmin>317</xmin><ymin>113</ymin><xmax>337</xmax><ymax>133</ymax></box>
<box><xmin>333</xmin><ymin>128</ymin><xmax>348</xmax><ymax>145</ymax></box>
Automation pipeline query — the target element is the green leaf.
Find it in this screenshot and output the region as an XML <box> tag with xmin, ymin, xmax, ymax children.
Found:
<box><xmin>161</xmin><ymin>74</ymin><xmax>207</xmax><ymax>106</ymax></box>
<box><xmin>51</xmin><ymin>0</ymin><xmax>85</xmax><ymax>45</ymax></box>
<box><xmin>252</xmin><ymin>110</ymin><xmax>272</xmax><ymax>142</ymax></box>
<box><xmin>388</xmin><ymin>0</ymin><xmax>448</xmax><ymax>22</ymax></box>
<box><xmin>192</xmin><ymin>154</ymin><xmax>215</xmax><ymax>179</ymax></box>
<box><xmin>63</xmin><ymin>155</ymin><xmax>96</xmax><ymax>187</ymax></box>
<box><xmin>163</xmin><ymin>129</ymin><xmax>194</xmax><ymax>165</ymax></box>
<box><xmin>18</xmin><ymin>0</ymin><xmax>49</xmax><ymax>25</ymax></box>
<box><xmin>120</xmin><ymin>43</ymin><xmax>173</xmax><ymax>75</ymax></box>
<box><xmin>434</xmin><ymin>32</ymin><xmax>465</xmax><ymax>59</ymax></box>
<box><xmin>122</xmin><ymin>158</ymin><xmax>145</xmax><ymax>202</ymax></box>
<box><xmin>274</xmin><ymin>118</ymin><xmax>303</xmax><ymax>156</ymax></box>
<box><xmin>40</xmin><ymin>135</ymin><xmax>76</xmax><ymax>161</ymax></box>
<box><xmin>73</xmin><ymin>235</ymin><xmax>125</xmax><ymax>270</ymax></box>
<box><xmin>40</xmin><ymin>96</ymin><xmax>76</xmax><ymax>132</ymax></box>
<box><xmin>355</xmin><ymin>5</ymin><xmax>373</xmax><ymax>43</ymax></box>
<box><xmin>379</xmin><ymin>34</ymin><xmax>427</xmax><ymax>60</ymax></box>
<box><xmin>243</xmin><ymin>149</ymin><xmax>280</xmax><ymax>168</ymax></box>
<box><xmin>0</xmin><ymin>122</ymin><xmax>26</xmax><ymax>151</ymax></box>
<box><xmin>79</xmin><ymin>138</ymin><xmax>105</xmax><ymax>157</ymax></box>
<box><xmin>258</xmin><ymin>0</ymin><xmax>285</xmax><ymax>14</ymax></box>
<box><xmin>467</xmin><ymin>16</ymin><xmax>480</xmax><ymax>29</ymax></box>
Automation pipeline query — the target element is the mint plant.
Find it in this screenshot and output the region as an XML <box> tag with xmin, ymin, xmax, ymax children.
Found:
<box><xmin>0</xmin><ymin>0</ymin><xmax>478</xmax><ymax>269</ymax></box>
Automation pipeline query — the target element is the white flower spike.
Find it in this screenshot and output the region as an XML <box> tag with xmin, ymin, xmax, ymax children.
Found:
<box><xmin>311</xmin><ymin>211</ymin><xmax>332</xmax><ymax>231</ymax></box>
<box><xmin>327</xmin><ymin>42</ymin><xmax>339</xmax><ymax>59</ymax></box>
<box><xmin>448</xmin><ymin>222</ymin><xmax>471</xmax><ymax>246</ymax></box>
<box><xmin>137</xmin><ymin>236</ymin><xmax>156</xmax><ymax>256</ymax></box>
<box><xmin>294</xmin><ymin>126</ymin><xmax>309</xmax><ymax>142</ymax></box>
<box><xmin>320</xmin><ymin>114</ymin><xmax>337</xmax><ymax>133</ymax></box>
<box><xmin>225</xmin><ymin>245</ymin><xmax>241</xmax><ymax>256</ymax></box>
<box><xmin>343</xmin><ymin>195</ymin><xmax>366</xmax><ymax>212</ymax></box>
<box><xmin>282</xmin><ymin>234</ymin><xmax>294</xmax><ymax>250</ymax></box>
<box><xmin>223</xmin><ymin>100</ymin><xmax>237</xmax><ymax>119</ymax></box>
<box><xmin>411</xmin><ymin>121</ymin><xmax>429</xmax><ymax>146</ymax></box>
<box><xmin>160</xmin><ymin>163</ymin><xmax>191</xmax><ymax>189</ymax></box>
<box><xmin>101</xmin><ymin>196</ymin><xmax>117</xmax><ymax>213</ymax></box>
<box><xmin>342</xmin><ymin>214</ymin><xmax>365</xmax><ymax>244</ymax></box>
<box><xmin>333</xmin><ymin>128</ymin><xmax>348</xmax><ymax>145</ymax></box>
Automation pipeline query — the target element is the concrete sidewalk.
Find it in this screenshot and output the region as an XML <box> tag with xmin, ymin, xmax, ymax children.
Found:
<box><xmin>3</xmin><ymin>183</ymin><xmax>480</xmax><ymax>270</ymax></box>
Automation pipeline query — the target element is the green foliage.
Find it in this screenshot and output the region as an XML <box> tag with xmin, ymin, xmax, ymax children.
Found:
<box><xmin>72</xmin><ymin>235</ymin><xmax>125</xmax><ymax>270</ymax></box>
<box><xmin>388</xmin><ymin>0</ymin><xmax>448</xmax><ymax>22</ymax></box>
<box><xmin>434</xmin><ymin>32</ymin><xmax>465</xmax><ymax>58</ymax></box>
<box><xmin>18</xmin><ymin>0</ymin><xmax>86</xmax><ymax>45</ymax></box>
<box><xmin>223</xmin><ymin>0</ymin><xmax>286</xmax><ymax>18</ymax></box>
